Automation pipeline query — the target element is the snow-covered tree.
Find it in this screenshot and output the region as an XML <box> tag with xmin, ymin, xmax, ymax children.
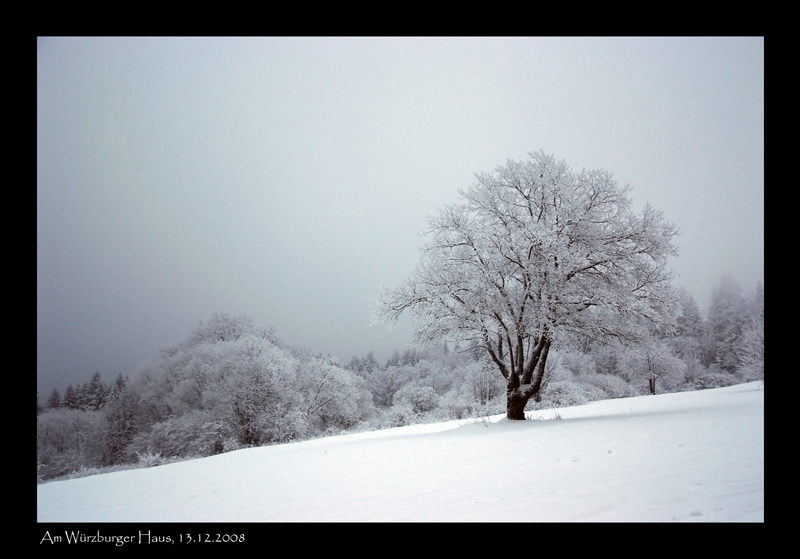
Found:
<box><xmin>130</xmin><ymin>314</ymin><xmax>377</xmax><ymax>452</ymax></box>
<box><xmin>296</xmin><ymin>352</ymin><xmax>373</xmax><ymax>432</ymax></box>
<box><xmin>401</xmin><ymin>349</ymin><xmax>419</xmax><ymax>366</ymax></box>
<box><xmin>186</xmin><ymin>313</ymin><xmax>256</xmax><ymax>347</ymax></box>
<box><xmin>738</xmin><ymin>316</ymin><xmax>764</xmax><ymax>382</ymax></box>
<box><xmin>375</xmin><ymin>151</ymin><xmax>679</xmax><ymax>419</ymax></box>
<box><xmin>102</xmin><ymin>381</ymin><xmax>140</xmax><ymax>465</ymax></box>
<box><xmin>385</xmin><ymin>350</ymin><xmax>401</xmax><ymax>369</ymax></box>
<box><xmin>706</xmin><ymin>274</ymin><xmax>748</xmax><ymax>371</ymax></box>
<box><xmin>46</xmin><ymin>389</ymin><xmax>61</xmax><ymax>410</ymax></box>
<box><xmin>619</xmin><ymin>339</ymin><xmax>686</xmax><ymax>395</ymax></box>
<box><xmin>108</xmin><ymin>373</ymin><xmax>128</xmax><ymax>402</ymax></box>
<box><xmin>63</xmin><ymin>384</ymin><xmax>79</xmax><ymax>410</ymax></box>
<box><xmin>749</xmin><ymin>281</ymin><xmax>764</xmax><ymax>322</ymax></box>
<box><xmin>83</xmin><ymin>371</ymin><xmax>109</xmax><ymax>410</ymax></box>
<box><xmin>468</xmin><ymin>361</ymin><xmax>505</xmax><ymax>406</ymax></box>
<box><xmin>346</xmin><ymin>351</ymin><xmax>380</xmax><ymax>378</ymax></box>
<box><xmin>670</xmin><ymin>288</ymin><xmax>704</xmax><ymax>359</ymax></box>
<box><xmin>392</xmin><ymin>384</ymin><xmax>440</xmax><ymax>415</ymax></box>
<box><xmin>37</xmin><ymin>408</ymin><xmax>105</xmax><ymax>479</ymax></box>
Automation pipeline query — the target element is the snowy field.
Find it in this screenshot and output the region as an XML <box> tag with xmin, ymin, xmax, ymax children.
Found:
<box><xmin>37</xmin><ymin>382</ymin><xmax>763</xmax><ymax>522</ymax></box>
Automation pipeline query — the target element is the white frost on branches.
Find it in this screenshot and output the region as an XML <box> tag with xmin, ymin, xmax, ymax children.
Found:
<box><xmin>619</xmin><ymin>340</ymin><xmax>687</xmax><ymax>395</ymax></box>
<box><xmin>375</xmin><ymin>151</ymin><xmax>680</xmax><ymax>414</ymax></box>
<box><xmin>738</xmin><ymin>317</ymin><xmax>764</xmax><ymax>382</ymax></box>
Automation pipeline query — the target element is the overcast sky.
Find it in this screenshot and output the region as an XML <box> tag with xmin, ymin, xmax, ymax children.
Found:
<box><xmin>37</xmin><ymin>37</ymin><xmax>764</xmax><ymax>395</ymax></box>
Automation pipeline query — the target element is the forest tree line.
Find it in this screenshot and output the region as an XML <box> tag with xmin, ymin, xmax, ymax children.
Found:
<box><xmin>37</xmin><ymin>274</ymin><xmax>763</xmax><ymax>483</ymax></box>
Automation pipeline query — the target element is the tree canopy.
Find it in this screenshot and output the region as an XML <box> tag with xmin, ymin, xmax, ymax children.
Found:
<box><xmin>376</xmin><ymin>150</ymin><xmax>680</xmax><ymax>418</ymax></box>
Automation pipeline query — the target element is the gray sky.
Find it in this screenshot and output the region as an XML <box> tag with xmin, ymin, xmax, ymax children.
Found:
<box><xmin>37</xmin><ymin>37</ymin><xmax>764</xmax><ymax>394</ymax></box>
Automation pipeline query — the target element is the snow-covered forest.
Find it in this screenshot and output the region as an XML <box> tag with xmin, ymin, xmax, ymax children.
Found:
<box><xmin>37</xmin><ymin>273</ymin><xmax>763</xmax><ymax>484</ymax></box>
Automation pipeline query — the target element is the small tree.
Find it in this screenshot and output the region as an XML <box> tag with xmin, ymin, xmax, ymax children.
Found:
<box><xmin>376</xmin><ymin>151</ymin><xmax>679</xmax><ymax>419</ymax></box>
<box><xmin>620</xmin><ymin>340</ymin><xmax>686</xmax><ymax>395</ymax></box>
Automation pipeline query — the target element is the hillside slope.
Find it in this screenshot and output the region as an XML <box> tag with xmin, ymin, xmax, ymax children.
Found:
<box><xmin>37</xmin><ymin>382</ymin><xmax>764</xmax><ymax>522</ymax></box>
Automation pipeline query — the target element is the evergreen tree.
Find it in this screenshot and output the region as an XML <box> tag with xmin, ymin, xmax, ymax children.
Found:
<box><xmin>669</xmin><ymin>288</ymin><xmax>705</xmax><ymax>362</ymax></box>
<box><xmin>676</xmin><ymin>288</ymin><xmax>704</xmax><ymax>340</ymax></box>
<box><xmin>46</xmin><ymin>389</ymin><xmax>61</xmax><ymax>410</ymax></box>
<box><xmin>109</xmin><ymin>373</ymin><xmax>128</xmax><ymax>402</ymax></box>
<box><xmin>102</xmin><ymin>382</ymin><xmax>140</xmax><ymax>465</ymax></box>
<box><xmin>401</xmin><ymin>349</ymin><xmax>419</xmax><ymax>366</ymax></box>
<box><xmin>365</xmin><ymin>351</ymin><xmax>379</xmax><ymax>373</ymax></box>
<box><xmin>76</xmin><ymin>382</ymin><xmax>91</xmax><ymax>410</ymax></box>
<box><xmin>706</xmin><ymin>274</ymin><xmax>748</xmax><ymax>372</ymax></box>
<box><xmin>85</xmin><ymin>371</ymin><xmax>109</xmax><ymax>410</ymax></box>
<box><xmin>346</xmin><ymin>351</ymin><xmax>381</xmax><ymax>377</ymax></box>
<box><xmin>63</xmin><ymin>384</ymin><xmax>79</xmax><ymax>409</ymax></box>
<box><xmin>737</xmin><ymin>281</ymin><xmax>764</xmax><ymax>381</ymax></box>
<box><xmin>749</xmin><ymin>281</ymin><xmax>764</xmax><ymax>322</ymax></box>
<box><xmin>385</xmin><ymin>350</ymin><xmax>401</xmax><ymax>369</ymax></box>
<box><xmin>738</xmin><ymin>316</ymin><xmax>764</xmax><ymax>382</ymax></box>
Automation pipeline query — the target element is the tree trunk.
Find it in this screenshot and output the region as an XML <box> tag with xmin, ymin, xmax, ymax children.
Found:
<box><xmin>506</xmin><ymin>389</ymin><xmax>531</xmax><ymax>420</ymax></box>
<box><xmin>503</xmin><ymin>336</ymin><xmax>551</xmax><ymax>420</ymax></box>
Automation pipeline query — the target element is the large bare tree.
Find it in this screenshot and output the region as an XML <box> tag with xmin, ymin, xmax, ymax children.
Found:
<box><xmin>375</xmin><ymin>151</ymin><xmax>679</xmax><ymax>419</ymax></box>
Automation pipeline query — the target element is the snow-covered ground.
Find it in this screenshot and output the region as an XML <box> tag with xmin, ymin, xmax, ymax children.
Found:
<box><xmin>37</xmin><ymin>382</ymin><xmax>763</xmax><ymax>522</ymax></box>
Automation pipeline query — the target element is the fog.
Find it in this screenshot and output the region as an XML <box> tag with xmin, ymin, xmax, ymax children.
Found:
<box><xmin>37</xmin><ymin>37</ymin><xmax>764</xmax><ymax>394</ymax></box>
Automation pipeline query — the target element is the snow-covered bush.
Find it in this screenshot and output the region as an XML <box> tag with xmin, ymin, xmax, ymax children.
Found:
<box><xmin>130</xmin><ymin>409</ymin><xmax>231</xmax><ymax>458</ymax></box>
<box><xmin>37</xmin><ymin>408</ymin><xmax>106</xmax><ymax>481</ymax></box>
<box><xmin>436</xmin><ymin>385</ymin><xmax>477</xmax><ymax>420</ymax></box>
<box><xmin>297</xmin><ymin>353</ymin><xmax>374</xmax><ymax>431</ymax></box>
<box><xmin>367</xmin><ymin>366</ymin><xmax>408</xmax><ymax>408</ymax></box>
<box><xmin>265</xmin><ymin>409</ymin><xmax>311</xmax><ymax>443</ymax></box>
<box><xmin>381</xmin><ymin>404</ymin><xmax>417</xmax><ymax>428</ymax></box>
<box><xmin>80</xmin><ymin>315</ymin><xmax>382</xmax><ymax>464</ymax></box>
<box><xmin>579</xmin><ymin>372</ymin><xmax>638</xmax><ymax>399</ymax></box>
<box><xmin>392</xmin><ymin>384</ymin><xmax>440</xmax><ymax>415</ymax></box>
<box><xmin>135</xmin><ymin>452</ymin><xmax>170</xmax><ymax>468</ymax></box>
<box><xmin>535</xmin><ymin>378</ymin><xmax>607</xmax><ymax>409</ymax></box>
<box><xmin>693</xmin><ymin>364</ymin><xmax>740</xmax><ymax>390</ymax></box>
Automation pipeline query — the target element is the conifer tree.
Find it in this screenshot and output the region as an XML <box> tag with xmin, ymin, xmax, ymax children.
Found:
<box><xmin>63</xmin><ymin>384</ymin><xmax>79</xmax><ymax>409</ymax></box>
<box><xmin>706</xmin><ymin>275</ymin><xmax>748</xmax><ymax>372</ymax></box>
<box><xmin>85</xmin><ymin>371</ymin><xmax>109</xmax><ymax>410</ymax></box>
<box><xmin>46</xmin><ymin>389</ymin><xmax>61</xmax><ymax>410</ymax></box>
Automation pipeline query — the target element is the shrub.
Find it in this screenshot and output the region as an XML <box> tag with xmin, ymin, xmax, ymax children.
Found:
<box><xmin>129</xmin><ymin>410</ymin><xmax>231</xmax><ymax>458</ymax></box>
<box><xmin>579</xmin><ymin>373</ymin><xmax>638</xmax><ymax>399</ymax></box>
<box><xmin>392</xmin><ymin>384</ymin><xmax>440</xmax><ymax>415</ymax></box>
<box><xmin>693</xmin><ymin>365</ymin><xmax>740</xmax><ymax>390</ymax></box>
<box><xmin>534</xmin><ymin>378</ymin><xmax>606</xmax><ymax>409</ymax></box>
<box><xmin>381</xmin><ymin>404</ymin><xmax>416</xmax><ymax>428</ymax></box>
